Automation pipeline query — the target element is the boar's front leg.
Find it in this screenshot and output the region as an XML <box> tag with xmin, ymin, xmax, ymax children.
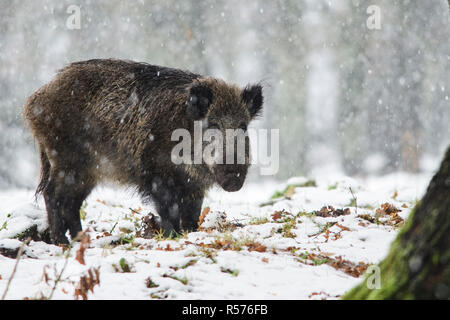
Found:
<box><xmin>179</xmin><ymin>193</ymin><xmax>203</xmax><ymax>232</ymax></box>
<box><xmin>148</xmin><ymin>176</ymin><xmax>182</xmax><ymax>237</ymax></box>
<box><xmin>147</xmin><ymin>175</ymin><xmax>203</xmax><ymax>236</ymax></box>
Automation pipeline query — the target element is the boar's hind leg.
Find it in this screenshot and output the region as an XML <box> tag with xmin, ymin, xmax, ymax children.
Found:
<box><xmin>43</xmin><ymin>177</ymin><xmax>69</xmax><ymax>244</ymax></box>
<box><xmin>44</xmin><ymin>165</ymin><xmax>93</xmax><ymax>244</ymax></box>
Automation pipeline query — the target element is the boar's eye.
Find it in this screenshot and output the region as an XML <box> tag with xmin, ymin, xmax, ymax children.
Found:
<box><xmin>199</xmin><ymin>96</ymin><xmax>210</xmax><ymax>109</ymax></box>
<box><xmin>238</xmin><ymin>123</ymin><xmax>248</xmax><ymax>131</ymax></box>
<box><xmin>208</xmin><ymin>122</ymin><xmax>220</xmax><ymax>130</ymax></box>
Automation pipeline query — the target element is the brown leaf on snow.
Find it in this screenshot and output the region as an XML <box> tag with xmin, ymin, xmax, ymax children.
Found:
<box><xmin>388</xmin><ymin>214</ymin><xmax>405</xmax><ymax>227</ymax></box>
<box><xmin>74</xmin><ymin>267</ymin><xmax>101</xmax><ymax>300</ymax></box>
<box><xmin>359</xmin><ymin>203</ymin><xmax>404</xmax><ymax>228</ymax></box>
<box><xmin>328</xmin><ymin>256</ymin><xmax>369</xmax><ymax>277</ymax></box>
<box><xmin>336</xmin><ymin>223</ymin><xmax>350</xmax><ymax>231</ymax></box>
<box><xmin>198</xmin><ymin>207</ymin><xmax>211</xmax><ymax>227</ymax></box>
<box><xmin>75</xmin><ymin>232</ymin><xmax>91</xmax><ymax>265</ymax></box>
<box><xmin>357</xmin><ymin>214</ymin><xmax>376</xmax><ymax>223</ymax></box>
<box><xmin>324</xmin><ymin>229</ymin><xmax>330</xmax><ymax>242</ymax></box>
<box><xmin>315</xmin><ymin>206</ymin><xmax>351</xmax><ymax>218</ymax></box>
<box><xmin>248</xmin><ymin>243</ymin><xmax>267</xmax><ymax>253</ymax></box>
<box><xmin>376</xmin><ymin>203</ymin><xmax>401</xmax><ymax>216</ymax></box>
<box><xmin>320</xmin><ymin>252</ymin><xmax>334</xmax><ymax>257</ymax></box>
<box><xmin>271</xmin><ymin>210</ymin><xmax>283</xmax><ymax>221</ymax></box>
<box><xmin>308</xmin><ymin>291</ymin><xmax>339</xmax><ymax>300</ymax></box>
<box><xmin>294</xmin><ymin>250</ymin><xmax>369</xmax><ymax>278</ymax></box>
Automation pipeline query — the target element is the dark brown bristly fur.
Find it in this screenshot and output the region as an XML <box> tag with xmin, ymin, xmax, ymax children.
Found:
<box><xmin>23</xmin><ymin>59</ymin><xmax>263</xmax><ymax>244</ymax></box>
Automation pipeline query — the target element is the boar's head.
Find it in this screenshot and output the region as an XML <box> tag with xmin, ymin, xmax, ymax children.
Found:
<box><xmin>185</xmin><ymin>78</ymin><xmax>263</xmax><ymax>192</ymax></box>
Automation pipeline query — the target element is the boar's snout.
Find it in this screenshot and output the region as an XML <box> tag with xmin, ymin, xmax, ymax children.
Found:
<box><xmin>215</xmin><ymin>165</ymin><xmax>248</xmax><ymax>192</ymax></box>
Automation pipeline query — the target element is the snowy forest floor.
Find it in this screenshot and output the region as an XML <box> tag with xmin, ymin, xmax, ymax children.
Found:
<box><xmin>0</xmin><ymin>172</ymin><xmax>431</xmax><ymax>300</ymax></box>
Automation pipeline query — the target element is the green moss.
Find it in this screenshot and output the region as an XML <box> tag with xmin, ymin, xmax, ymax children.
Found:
<box><xmin>270</xmin><ymin>180</ymin><xmax>317</xmax><ymax>199</ymax></box>
<box><xmin>151</xmin><ymin>229</ymin><xmax>183</xmax><ymax>241</ymax></box>
<box><xmin>163</xmin><ymin>273</ymin><xmax>189</xmax><ymax>285</ymax></box>
<box><xmin>248</xmin><ymin>217</ymin><xmax>270</xmax><ymax>225</ymax></box>
<box><xmin>343</xmin><ymin>198</ymin><xmax>450</xmax><ymax>300</ymax></box>
<box><xmin>13</xmin><ymin>225</ymin><xmax>51</xmax><ymax>243</ymax></box>
<box><xmin>313</xmin><ymin>258</ymin><xmax>329</xmax><ymax>266</ymax></box>
<box><xmin>112</xmin><ymin>257</ymin><xmax>134</xmax><ymax>273</ymax></box>
<box><xmin>0</xmin><ymin>213</ymin><xmax>11</xmax><ymax>231</ymax></box>
<box><xmin>145</xmin><ymin>277</ymin><xmax>159</xmax><ymax>288</ymax></box>
<box><xmin>348</xmin><ymin>198</ymin><xmax>357</xmax><ymax>207</ymax></box>
<box><xmin>181</xmin><ymin>259</ymin><xmax>198</xmax><ymax>269</ymax></box>
<box><xmin>281</xmin><ymin>220</ymin><xmax>296</xmax><ymax>238</ymax></box>
<box><xmin>297</xmin><ymin>211</ymin><xmax>316</xmax><ymax>219</ymax></box>
<box><xmin>328</xmin><ymin>183</ymin><xmax>338</xmax><ymax>190</ymax></box>
<box><xmin>343</xmin><ymin>237</ymin><xmax>411</xmax><ymax>299</ymax></box>
<box><xmin>220</xmin><ymin>267</ymin><xmax>239</xmax><ymax>277</ymax></box>
<box><xmin>79</xmin><ymin>202</ymin><xmax>87</xmax><ymax>220</ymax></box>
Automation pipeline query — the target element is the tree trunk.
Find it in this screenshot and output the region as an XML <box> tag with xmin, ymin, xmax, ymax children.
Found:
<box><xmin>344</xmin><ymin>147</ymin><xmax>450</xmax><ymax>299</ymax></box>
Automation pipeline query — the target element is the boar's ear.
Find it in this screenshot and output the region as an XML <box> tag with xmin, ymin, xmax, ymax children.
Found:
<box><xmin>186</xmin><ymin>83</ymin><xmax>213</xmax><ymax>120</ymax></box>
<box><xmin>242</xmin><ymin>84</ymin><xmax>263</xmax><ymax>118</ymax></box>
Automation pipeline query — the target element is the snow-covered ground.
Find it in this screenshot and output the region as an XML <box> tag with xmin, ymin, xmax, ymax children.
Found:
<box><xmin>0</xmin><ymin>172</ymin><xmax>431</xmax><ymax>300</ymax></box>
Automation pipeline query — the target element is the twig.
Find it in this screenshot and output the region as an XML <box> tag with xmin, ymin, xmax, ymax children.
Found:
<box><xmin>349</xmin><ymin>187</ymin><xmax>358</xmax><ymax>216</ymax></box>
<box><xmin>47</xmin><ymin>232</ymin><xmax>85</xmax><ymax>300</ymax></box>
<box><xmin>129</xmin><ymin>208</ymin><xmax>142</xmax><ymax>214</ymax></box>
<box><xmin>47</xmin><ymin>247</ymin><xmax>71</xmax><ymax>300</ymax></box>
<box><xmin>110</xmin><ymin>222</ymin><xmax>118</xmax><ymax>234</ymax></box>
<box><xmin>1</xmin><ymin>238</ymin><xmax>31</xmax><ymax>300</ymax></box>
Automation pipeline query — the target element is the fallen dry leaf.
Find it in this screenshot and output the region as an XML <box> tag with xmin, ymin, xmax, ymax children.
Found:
<box><xmin>376</xmin><ymin>203</ymin><xmax>401</xmax><ymax>216</ymax></box>
<box><xmin>248</xmin><ymin>243</ymin><xmax>267</xmax><ymax>253</ymax></box>
<box><xmin>315</xmin><ymin>206</ymin><xmax>351</xmax><ymax>218</ymax></box>
<box><xmin>336</xmin><ymin>223</ymin><xmax>350</xmax><ymax>231</ymax></box>
<box><xmin>271</xmin><ymin>211</ymin><xmax>283</xmax><ymax>221</ymax></box>
<box><xmin>198</xmin><ymin>207</ymin><xmax>211</xmax><ymax>227</ymax></box>
<box><xmin>74</xmin><ymin>267</ymin><xmax>101</xmax><ymax>300</ymax></box>
<box><xmin>75</xmin><ymin>232</ymin><xmax>91</xmax><ymax>265</ymax></box>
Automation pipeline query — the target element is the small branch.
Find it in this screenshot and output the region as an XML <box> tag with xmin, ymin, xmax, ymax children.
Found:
<box><xmin>47</xmin><ymin>248</ymin><xmax>71</xmax><ymax>300</ymax></box>
<box><xmin>349</xmin><ymin>187</ymin><xmax>358</xmax><ymax>216</ymax></box>
<box><xmin>109</xmin><ymin>222</ymin><xmax>118</xmax><ymax>234</ymax></box>
<box><xmin>129</xmin><ymin>208</ymin><xmax>142</xmax><ymax>215</ymax></box>
<box><xmin>47</xmin><ymin>232</ymin><xmax>86</xmax><ymax>300</ymax></box>
<box><xmin>1</xmin><ymin>238</ymin><xmax>31</xmax><ymax>300</ymax></box>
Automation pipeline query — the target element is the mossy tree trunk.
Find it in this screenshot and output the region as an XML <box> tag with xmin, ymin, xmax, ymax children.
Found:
<box><xmin>344</xmin><ymin>147</ymin><xmax>450</xmax><ymax>299</ymax></box>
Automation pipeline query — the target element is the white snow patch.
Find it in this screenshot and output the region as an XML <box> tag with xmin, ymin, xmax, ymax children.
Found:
<box><xmin>0</xmin><ymin>173</ymin><xmax>432</xmax><ymax>299</ymax></box>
